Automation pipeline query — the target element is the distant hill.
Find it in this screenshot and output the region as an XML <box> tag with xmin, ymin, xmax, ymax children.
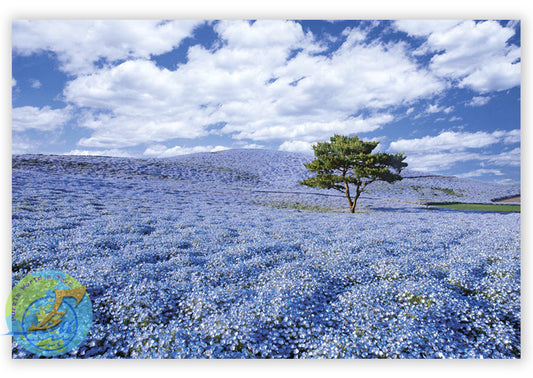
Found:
<box><xmin>12</xmin><ymin>149</ymin><xmax>519</xmax><ymax>205</ymax></box>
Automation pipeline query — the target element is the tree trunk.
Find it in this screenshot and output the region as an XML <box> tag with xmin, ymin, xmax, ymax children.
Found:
<box><xmin>349</xmin><ymin>183</ymin><xmax>362</xmax><ymax>213</ymax></box>
<box><xmin>351</xmin><ymin>191</ymin><xmax>361</xmax><ymax>213</ymax></box>
<box><xmin>344</xmin><ymin>180</ymin><xmax>354</xmax><ymax>212</ymax></box>
<box><xmin>346</xmin><ymin>194</ymin><xmax>354</xmax><ymax>212</ymax></box>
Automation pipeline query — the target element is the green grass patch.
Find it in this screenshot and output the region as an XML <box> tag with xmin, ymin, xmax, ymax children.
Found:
<box><xmin>264</xmin><ymin>201</ymin><xmax>342</xmax><ymax>213</ymax></box>
<box><xmin>427</xmin><ymin>202</ymin><xmax>520</xmax><ymax>213</ymax></box>
<box><xmin>431</xmin><ymin>187</ymin><xmax>465</xmax><ymax>197</ymax></box>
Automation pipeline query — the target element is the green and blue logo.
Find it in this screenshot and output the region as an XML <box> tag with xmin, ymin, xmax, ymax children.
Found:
<box><xmin>6</xmin><ymin>270</ymin><xmax>93</xmax><ymax>357</ymax></box>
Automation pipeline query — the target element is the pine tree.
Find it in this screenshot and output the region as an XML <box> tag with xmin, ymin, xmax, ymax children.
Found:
<box><xmin>300</xmin><ymin>134</ymin><xmax>407</xmax><ymax>213</ymax></box>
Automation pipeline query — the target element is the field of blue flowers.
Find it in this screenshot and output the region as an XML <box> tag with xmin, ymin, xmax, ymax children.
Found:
<box><xmin>11</xmin><ymin>150</ymin><xmax>520</xmax><ymax>358</ymax></box>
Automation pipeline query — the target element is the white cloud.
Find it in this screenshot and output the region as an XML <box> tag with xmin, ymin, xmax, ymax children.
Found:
<box><xmin>10</xmin><ymin>20</ymin><xmax>521</xmax><ymax>170</ymax></box>
<box><xmin>12</xmin><ymin>135</ymin><xmax>35</xmax><ymax>154</ymax></box>
<box><xmin>62</xmin><ymin>20</ymin><xmax>445</xmax><ymax>148</ymax></box>
<box><xmin>403</xmin><ymin>151</ymin><xmax>483</xmax><ymax>172</ymax></box>
<box><xmin>64</xmin><ymin>60</ymin><xmax>179</xmax><ymax>113</ymax></box>
<box><xmin>143</xmin><ymin>144</ymin><xmax>229</xmax><ymax>158</ymax></box>
<box><xmin>401</xmin><ymin>149</ymin><xmax>517</xmax><ymax>173</ymax></box>
<box><xmin>19</xmin><ymin>20</ymin><xmax>519</xmax><ymax>158</ymax></box>
<box><xmin>279</xmin><ymin>135</ymin><xmax>387</xmax><ymax>155</ymax></box>
<box><xmin>278</xmin><ymin>140</ymin><xmax>314</xmax><ymax>154</ymax></box>
<box><xmin>12</xmin><ymin>106</ymin><xmax>71</xmax><ymax>132</ymax></box>
<box><xmin>487</xmin><ymin>147</ymin><xmax>520</xmax><ymax>167</ymax></box>
<box><xmin>397</xmin><ymin>20</ymin><xmax>520</xmax><ymax>93</ymax></box>
<box><xmin>233</xmin><ymin>142</ymin><xmax>265</xmax><ymax>149</ymax></box>
<box><xmin>394</xmin><ymin>20</ymin><xmax>462</xmax><ymax>37</ymax></box>
<box><xmin>12</xmin><ymin>131</ymin><xmax>64</xmax><ymax>154</ymax></box>
<box><xmin>424</xmin><ymin>103</ymin><xmax>453</xmax><ymax>115</ymax></box>
<box><xmin>492</xmin><ymin>129</ymin><xmax>520</xmax><ymax>144</ymax></box>
<box><xmin>30</xmin><ymin>79</ymin><xmax>41</xmax><ymax>89</ymax></box>
<box><xmin>449</xmin><ymin>116</ymin><xmax>462</xmax><ymax>122</ymax></box>
<box><xmin>13</xmin><ymin>20</ymin><xmax>203</xmax><ymax>74</ymax></box>
<box><xmin>226</xmin><ymin>114</ymin><xmax>394</xmax><ymax>142</ymax></box>
<box><xmin>76</xmin><ymin>113</ymin><xmax>209</xmax><ymax>148</ymax></box>
<box><xmin>64</xmin><ymin>149</ymin><xmax>133</xmax><ymax>157</ymax></box>
<box><xmin>506</xmin><ymin>20</ymin><xmax>520</xmax><ymax>30</ymax></box>
<box><xmin>455</xmin><ymin>168</ymin><xmax>504</xmax><ymax>178</ymax></box>
<box><xmin>275</xmin><ymin>38</ymin><xmax>445</xmax><ymax>112</ymax></box>
<box><xmin>459</xmin><ymin>59</ymin><xmax>521</xmax><ymax>92</ymax></box>
<box><xmin>12</xmin><ymin>78</ymin><xmax>17</xmax><ymax>87</ymax></box>
<box><xmin>428</xmin><ymin>21</ymin><xmax>519</xmax><ymax>92</ymax></box>
<box><xmin>214</xmin><ymin>20</ymin><xmax>316</xmax><ymax>50</ymax></box>
<box><xmin>389</xmin><ymin>129</ymin><xmax>520</xmax><ymax>153</ymax></box>
<box><xmin>391</xmin><ymin>130</ymin><xmax>520</xmax><ymax>173</ymax></box>
<box><xmin>467</xmin><ymin>96</ymin><xmax>491</xmax><ymax>107</ymax></box>
<box><xmin>426</xmin><ymin>104</ymin><xmax>442</xmax><ymax>113</ymax></box>
<box><xmin>64</xmin><ymin>59</ymin><xmax>212</xmax><ymax>148</ymax></box>
<box><xmin>340</xmin><ymin>26</ymin><xmax>368</xmax><ymax>45</ymax></box>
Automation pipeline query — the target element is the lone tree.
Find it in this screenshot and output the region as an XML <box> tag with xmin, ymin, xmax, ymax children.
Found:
<box><xmin>300</xmin><ymin>134</ymin><xmax>407</xmax><ymax>213</ymax></box>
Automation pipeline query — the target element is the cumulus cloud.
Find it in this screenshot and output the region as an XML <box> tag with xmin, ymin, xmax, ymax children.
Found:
<box><xmin>64</xmin><ymin>149</ymin><xmax>133</xmax><ymax>157</ymax></box>
<box><xmin>278</xmin><ymin>140</ymin><xmax>314</xmax><ymax>154</ymax></box>
<box><xmin>233</xmin><ymin>142</ymin><xmax>265</xmax><ymax>149</ymax></box>
<box><xmin>425</xmin><ymin>104</ymin><xmax>453</xmax><ymax>114</ymax></box>
<box><xmin>506</xmin><ymin>20</ymin><xmax>520</xmax><ymax>30</ymax></box>
<box><xmin>403</xmin><ymin>151</ymin><xmax>482</xmax><ymax>172</ymax></box>
<box><xmin>455</xmin><ymin>168</ymin><xmax>504</xmax><ymax>178</ymax></box>
<box><xmin>467</xmin><ymin>96</ymin><xmax>491</xmax><ymax>107</ymax></box>
<box><xmin>12</xmin><ymin>78</ymin><xmax>17</xmax><ymax>87</ymax></box>
<box><xmin>12</xmin><ymin>20</ymin><xmax>521</xmax><ymax>169</ymax></box>
<box><xmin>62</xmin><ymin>20</ymin><xmax>443</xmax><ymax>149</ymax></box>
<box><xmin>389</xmin><ymin>129</ymin><xmax>520</xmax><ymax>153</ymax></box>
<box><xmin>390</xmin><ymin>130</ymin><xmax>520</xmax><ymax>173</ymax></box>
<box><xmin>426</xmin><ymin>104</ymin><xmax>442</xmax><ymax>113</ymax></box>
<box><xmin>13</xmin><ymin>20</ymin><xmax>203</xmax><ymax>74</ymax></box>
<box><xmin>401</xmin><ymin>150</ymin><xmax>518</xmax><ymax>173</ymax></box>
<box><xmin>487</xmin><ymin>147</ymin><xmax>520</xmax><ymax>167</ymax></box>
<box><xmin>394</xmin><ymin>20</ymin><xmax>461</xmax><ymax>37</ymax></box>
<box><xmin>143</xmin><ymin>144</ymin><xmax>229</xmax><ymax>158</ymax></box>
<box><xmin>64</xmin><ymin>60</ymin><xmax>180</xmax><ymax>113</ymax></box>
<box><xmin>30</xmin><ymin>79</ymin><xmax>41</xmax><ymax>89</ymax></box>
<box><xmin>227</xmin><ymin>115</ymin><xmax>395</xmax><ymax>142</ymax></box>
<box><xmin>459</xmin><ymin>59</ymin><xmax>520</xmax><ymax>92</ymax></box>
<box><xmin>76</xmin><ymin>113</ymin><xmax>210</xmax><ymax>149</ymax></box>
<box><xmin>12</xmin><ymin>106</ymin><xmax>71</xmax><ymax>132</ymax></box>
<box><xmin>396</xmin><ymin>20</ymin><xmax>520</xmax><ymax>93</ymax></box>
<box><xmin>492</xmin><ymin>129</ymin><xmax>520</xmax><ymax>144</ymax></box>
<box><xmin>214</xmin><ymin>20</ymin><xmax>317</xmax><ymax>51</ymax></box>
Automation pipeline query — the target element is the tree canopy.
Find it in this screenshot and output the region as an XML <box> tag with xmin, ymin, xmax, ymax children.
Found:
<box><xmin>300</xmin><ymin>134</ymin><xmax>407</xmax><ymax>213</ymax></box>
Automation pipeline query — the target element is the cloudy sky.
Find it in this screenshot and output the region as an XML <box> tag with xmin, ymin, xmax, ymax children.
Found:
<box><xmin>12</xmin><ymin>20</ymin><xmax>520</xmax><ymax>183</ymax></box>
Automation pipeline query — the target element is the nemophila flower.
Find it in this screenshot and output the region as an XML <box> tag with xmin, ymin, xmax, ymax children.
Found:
<box><xmin>11</xmin><ymin>152</ymin><xmax>520</xmax><ymax>358</ymax></box>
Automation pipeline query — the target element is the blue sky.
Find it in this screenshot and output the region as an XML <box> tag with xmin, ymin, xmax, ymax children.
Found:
<box><xmin>11</xmin><ymin>20</ymin><xmax>521</xmax><ymax>184</ymax></box>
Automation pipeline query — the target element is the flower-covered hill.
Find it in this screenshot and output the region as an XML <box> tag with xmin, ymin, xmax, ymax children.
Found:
<box><xmin>11</xmin><ymin>150</ymin><xmax>520</xmax><ymax>358</ymax></box>
<box><xmin>12</xmin><ymin>149</ymin><xmax>519</xmax><ymax>205</ymax></box>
